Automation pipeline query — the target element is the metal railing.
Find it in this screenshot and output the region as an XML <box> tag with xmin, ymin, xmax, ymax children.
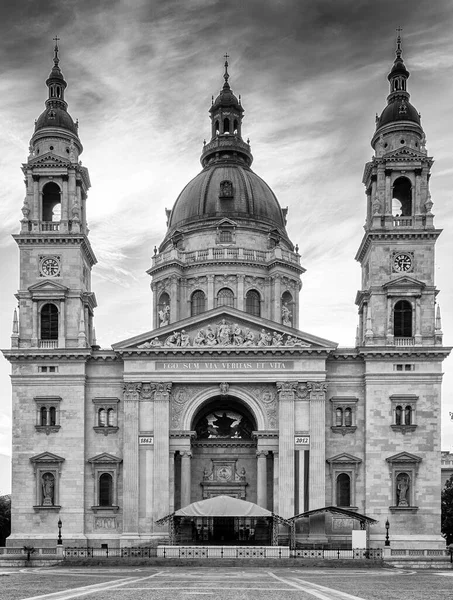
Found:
<box><xmin>0</xmin><ymin>547</ymin><xmax>57</xmax><ymax>555</ymax></box>
<box><xmin>64</xmin><ymin>547</ymin><xmax>158</xmax><ymax>558</ymax></box>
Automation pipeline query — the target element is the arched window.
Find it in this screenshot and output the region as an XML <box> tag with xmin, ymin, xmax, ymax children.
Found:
<box><xmin>223</xmin><ymin>118</ymin><xmax>230</xmax><ymax>134</ymax></box>
<box><xmin>99</xmin><ymin>473</ymin><xmax>113</xmax><ymax>506</ymax></box>
<box><xmin>40</xmin><ymin>303</ymin><xmax>58</xmax><ymax>340</ymax></box>
<box><xmin>191</xmin><ymin>290</ymin><xmax>206</xmax><ymax>316</ymax></box>
<box><xmin>49</xmin><ymin>406</ymin><xmax>56</xmax><ymax>426</ymax></box>
<box><xmin>40</xmin><ymin>406</ymin><xmax>48</xmax><ymax>426</ymax></box>
<box><xmin>344</xmin><ymin>407</ymin><xmax>352</xmax><ymax>427</ymax></box>
<box><xmin>217</xmin><ymin>288</ymin><xmax>234</xmax><ymax>308</ymax></box>
<box><xmin>404</xmin><ymin>405</ymin><xmax>412</xmax><ymax>425</ymax></box>
<box><xmin>215</xmin><ymin>120</ymin><xmax>220</xmax><ymax>135</ymax></box>
<box><xmin>42</xmin><ymin>182</ymin><xmax>61</xmax><ymax>222</ymax></box>
<box><xmin>107</xmin><ymin>408</ymin><xmax>115</xmax><ymax>427</ymax></box>
<box><xmin>245</xmin><ymin>290</ymin><xmax>261</xmax><ymax>317</ymax></box>
<box><xmin>392</xmin><ymin>177</ymin><xmax>412</xmax><ymax>217</ymax></box>
<box><xmin>335</xmin><ymin>407</ymin><xmax>343</xmax><ymax>426</ymax></box>
<box><xmin>394</xmin><ymin>300</ymin><xmax>412</xmax><ymax>337</ymax></box>
<box><xmin>336</xmin><ymin>473</ymin><xmax>351</xmax><ymax>507</ymax></box>
<box><xmin>395</xmin><ymin>405</ymin><xmax>403</xmax><ymax>425</ymax></box>
<box><xmin>98</xmin><ymin>408</ymin><xmax>106</xmax><ymax>427</ymax></box>
<box><xmin>233</xmin><ymin>119</ymin><xmax>238</xmax><ymax>134</ymax></box>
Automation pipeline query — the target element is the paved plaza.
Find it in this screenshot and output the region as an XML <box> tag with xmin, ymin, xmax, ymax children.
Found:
<box><xmin>0</xmin><ymin>566</ymin><xmax>452</xmax><ymax>600</ymax></box>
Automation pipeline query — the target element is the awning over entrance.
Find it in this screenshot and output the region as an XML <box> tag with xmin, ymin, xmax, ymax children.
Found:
<box><xmin>289</xmin><ymin>506</ymin><xmax>377</xmax><ymax>526</ymax></box>
<box><xmin>174</xmin><ymin>495</ymin><xmax>273</xmax><ymax>519</ymax></box>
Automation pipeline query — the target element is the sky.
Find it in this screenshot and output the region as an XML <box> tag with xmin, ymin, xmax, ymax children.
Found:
<box><xmin>0</xmin><ymin>0</ymin><xmax>453</xmax><ymax>495</ymax></box>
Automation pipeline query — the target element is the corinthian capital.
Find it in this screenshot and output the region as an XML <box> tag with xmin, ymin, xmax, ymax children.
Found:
<box><xmin>276</xmin><ymin>381</ymin><xmax>298</xmax><ymax>393</ymax></box>
<box><xmin>152</xmin><ymin>382</ymin><xmax>173</xmax><ymax>397</ymax></box>
<box><xmin>123</xmin><ymin>382</ymin><xmax>142</xmax><ymax>401</ymax></box>
<box><xmin>306</xmin><ymin>381</ymin><xmax>327</xmax><ymax>400</ymax></box>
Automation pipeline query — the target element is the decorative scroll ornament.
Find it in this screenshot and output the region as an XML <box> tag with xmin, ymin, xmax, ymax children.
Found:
<box><xmin>138</xmin><ymin>319</ymin><xmax>310</xmax><ymax>349</ymax></box>
<box><xmin>253</xmin><ymin>386</ymin><xmax>278</xmax><ymax>428</ymax></box>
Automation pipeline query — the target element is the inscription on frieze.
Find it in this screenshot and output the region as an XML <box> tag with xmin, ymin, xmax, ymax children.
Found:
<box><xmin>157</xmin><ymin>360</ymin><xmax>294</xmax><ymax>371</ymax></box>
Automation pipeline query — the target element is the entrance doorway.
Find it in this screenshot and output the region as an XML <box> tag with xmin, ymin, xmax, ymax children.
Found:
<box><xmin>213</xmin><ymin>517</ymin><xmax>235</xmax><ymax>543</ymax></box>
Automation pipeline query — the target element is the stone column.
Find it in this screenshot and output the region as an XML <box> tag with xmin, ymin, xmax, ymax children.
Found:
<box><xmin>415</xmin><ymin>297</ymin><xmax>422</xmax><ymax>343</ymax></box>
<box><xmin>207</xmin><ymin>275</ymin><xmax>215</xmax><ymax>310</ymax></box>
<box><xmin>122</xmin><ymin>383</ymin><xmax>142</xmax><ymax>538</ymax></box>
<box><xmin>308</xmin><ymin>381</ymin><xmax>327</xmax><ymax>508</ymax></box>
<box><xmin>152</xmin><ymin>383</ymin><xmax>172</xmax><ymax>530</ymax></box>
<box><xmin>386</xmin><ymin>296</ymin><xmax>393</xmax><ymax>344</ymax></box>
<box><xmin>273</xmin><ymin>452</ymin><xmax>279</xmax><ymax>514</ymax></box>
<box><xmin>237</xmin><ymin>275</ymin><xmax>245</xmax><ymax>311</ymax></box>
<box><xmin>58</xmin><ymin>299</ymin><xmax>65</xmax><ymax>347</ymax></box>
<box><xmin>169</xmin><ymin>450</ymin><xmax>176</xmax><ymax>513</ymax></box>
<box><xmin>256</xmin><ymin>451</ymin><xmax>268</xmax><ymax>508</ymax></box>
<box><xmin>170</xmin><ymin>276</ymin><xmax>178</xmax><ymax>323</ymax></box>
<box><xmin>276</xmin><ymin>382</ymin><xmax>297</xmax><ymax>518</ymax></box>
<box><xmin>273</xmin><ymin>275</ymin><xmax>282</xmax><ymax>322</ymax></box>
<box><xmin>180</xmin><ymin>451</ymin><xmax>192</xmax><ymax>508</ymax></box>
<box><xmin>31</xmin><ymin>301</ymin><xmax>38</xmax><ymax>347</ymax></box>
<box><xmin>139</xmin><ymin>383</ymin><xmax>155</xmax><ymax>530</ymax></box>
<box><xmin>307</xmin><ymin>381</ymin><xmax>327</xmax><ymax>542</ymax></box>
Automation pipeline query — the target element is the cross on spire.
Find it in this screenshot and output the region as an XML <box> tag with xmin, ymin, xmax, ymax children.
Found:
<box><xmin>53</xmin><ymin>35</ymin><xmax>60</xmax><ymax>65</ymax></box>
<box><xmin>223</xmin><ymin>53</ymin><xmax>230</xmax><ymax>86</ymax></box>
<box><xmin>224</xmin><ymin>53</ymin><xmax>229</xmax><ymax>62</ymax></box>
<box><xmin>395</xmin><ymin>26</ymin><xmax>403</xmax><ymax>58</ymax></box>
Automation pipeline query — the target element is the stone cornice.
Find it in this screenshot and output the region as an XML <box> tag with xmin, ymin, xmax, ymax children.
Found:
<box><xmin>116</xmin><ymin>347</ymin><xmax>332</xmax><ymax>358</ymax></box>
<box><xmin>355</xmin><ymin>229</ymin><xmax>442</xmax><ymax>263</ymax></box>
<box><xmin>13</xmin><ymin>233</ymin><xmax>97</xmax><ymax>266</ymax></box>
<box><xmin>3</xmin><ymin>348</ymin><xmax>92</xmax><ymax>361</ymax></box>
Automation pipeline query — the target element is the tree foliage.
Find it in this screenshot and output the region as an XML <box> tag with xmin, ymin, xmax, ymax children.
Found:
<box><xmin>0</xmin><ymin>495</ymin><xmax>11</xmax><ymax>546</ymax></box>
<box><xmin>441</xmin><ymin>474</ymin><xmax>453</xmax><ymax>545</ymax></box>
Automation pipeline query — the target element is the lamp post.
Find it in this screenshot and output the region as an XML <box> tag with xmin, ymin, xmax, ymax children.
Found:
<box><xmin>57</xmin><ymin>518</ymin><xmax>62</xmax><ymax>545</ymax></box>
<box><xmin>385</xmin><ymin>519</ymin><xmax>390</xmax><ymax>547</ymax></box>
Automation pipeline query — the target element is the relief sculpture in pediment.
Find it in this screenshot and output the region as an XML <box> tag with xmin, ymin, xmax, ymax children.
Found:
<box><xmin>137</xmin><ymin>318</ymin><xmax>310</xmax><ymax>349</ymax></box>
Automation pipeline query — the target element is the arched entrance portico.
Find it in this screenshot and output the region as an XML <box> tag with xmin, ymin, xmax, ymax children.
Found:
<box><xmin>171</xmin><ymin>388</ymin><xmax>277</xmax><ymax>539</ymax></box>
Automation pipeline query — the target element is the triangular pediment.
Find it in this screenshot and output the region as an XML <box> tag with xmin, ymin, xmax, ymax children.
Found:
<box><xmin>383</xmin><ymin>275</ymin><xmax>426</xmax><ymax>290</ymax></box>
<box><xmin>382</xmin><ymin>147</ymin><xmax>427</xmax><ymax>160</ymax></box>
<box><xmin>88</xmin><ymin>452</ymin><xmax>122</xmax><ymax>464</ymax></box>
<box><xmin>28</xmin><ymin>280</ymin><xmax>69</xmax><ymax>293</ymax></box>
<box><xmin>216</xmin><ymin>218</ymin><xmax>238</xmax><ymax>227</ymax></box>
<box><xmin>113</xmin><ymin>306</ymin><xmax>338</xmax><ymax>351</ymax></box>
<box><xmin>27</xmin><ymin>152</ymin><xmax>70</xmax><ymax>166</ymax></box>
<box><xmin>326</xmin><ymin>453</ymin><xmax>362</xmax><ymax>465</ymax></box>
<box><xmin>385</xmin><ymin>451</ymin><xmax>422</xmax><ymax>464</ymax></box>
<box><xmin>30</xmin><ymin>451</ymin><xmax>65</xmax><ymax>464</ymax></box>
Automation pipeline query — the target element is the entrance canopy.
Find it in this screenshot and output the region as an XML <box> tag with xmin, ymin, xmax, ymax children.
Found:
<box><xmin>156</xmin><ymin>495</ymin><xmax>289</xmax><ymax>525</ymax></box>
<box><xmin>289</xmin><ymin>506</ymin><xmax>377</xmax><ymax>526</ymax></box>
<box><xmin>175</xmin><ymin>495</ymin><xmax>273</xmax><ymax>519</ymax></box>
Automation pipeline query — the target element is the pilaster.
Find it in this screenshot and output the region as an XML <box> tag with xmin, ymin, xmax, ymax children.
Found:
<box><xmin>152</xmin><ymin>382</ymin><xmax>172</xmax><ymax>530</ymax></box>
<box><xmin>276</xmin><ymin>381</ymin><xmax>297</xmax><ymax>518</ymax></box>
<box><xmin>307</xmin><ymin>381</ymin><xmax>327</xmax><ymax>509</ymax></box>
<box><xmin>122</xmin><ymin>382</ymin><xmax>141</xmax><ymax>538</ymax></box>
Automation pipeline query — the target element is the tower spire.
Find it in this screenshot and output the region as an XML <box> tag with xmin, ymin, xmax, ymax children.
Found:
<box><xmin>223</xmin><ymin>53</ymin><xmax>230</xmax><ymax>89</ymax></box>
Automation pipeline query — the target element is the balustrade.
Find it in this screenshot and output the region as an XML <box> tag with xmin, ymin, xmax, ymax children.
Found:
<box><xmin>152</xmin><ymin>246</ymin><xmax>300</xmax><ymax>268</ymax></box>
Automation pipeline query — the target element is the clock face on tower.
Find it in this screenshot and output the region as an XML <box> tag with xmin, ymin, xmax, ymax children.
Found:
<box><xmin>40</xmin><ymin>256</ymin><xmax>60</xmax><ymax>277</ymax></box>
<box><xmin>393</xmin><ymin>253</ymin><xmax>413</xmax><ymax>273</ymax></box>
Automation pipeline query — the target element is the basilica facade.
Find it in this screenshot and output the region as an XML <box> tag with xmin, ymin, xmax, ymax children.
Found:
<box><xmin>4</xmin><ymin>36</ymin><xmax>450</xmax><ymax>549</ymax></box>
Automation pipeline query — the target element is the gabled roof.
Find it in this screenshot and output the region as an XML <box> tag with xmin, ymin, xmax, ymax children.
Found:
<box><xmin>381</xmin><ymin>147</ymin><xmax>429</xmax><ymax>161</ymax></box>
<box><xmin>112</xmin><ymin>306</ymin><xmax>338</xmax><ymax>351</ymax></box>
<box><xmin>326</xmin><ymin>453</ymin><xmax>362</xmax><ymax>465</ymax></box>
<box><xmin>28</xmin><ymin>280</ymin><xmax>69</xmax><ymax>293</ymax></box>
<box><xmin>26</xmin><ymin>152</ymin><xmax>71</xmax><ymax>167</ymax></box>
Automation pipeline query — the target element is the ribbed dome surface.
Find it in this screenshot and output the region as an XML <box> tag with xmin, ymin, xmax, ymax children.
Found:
<box><xmin>378</xmin><ymin>97</ymin><xmax>420</xmax><ymax>128</ymax></box>
<box><xmin>168</xmin><ymin>163</ymin><xmax>286</xmax><ymax>230</ymax></box>
<box><xmin>35</xmin><ymin>107</ymin><xmax>78</xmax><ymax>134</ymax></box>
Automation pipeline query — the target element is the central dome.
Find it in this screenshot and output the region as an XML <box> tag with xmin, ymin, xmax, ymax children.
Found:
<box><xmin>167</xmin><ymin>161</ymin><xmax>286</xmax><ymax>231</ymax></box>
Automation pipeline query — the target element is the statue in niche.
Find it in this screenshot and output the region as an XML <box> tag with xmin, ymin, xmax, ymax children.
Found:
<box><xmin>158</xmin><ymin>304</ymin><xmax>170</xmax><ymax>327</ymax></box>
<box><xmin>420</xmin><ymin>132</ymin><xmax>427</xmax><ymax>153</ymax></box>
<box><xmin>69</xmin><ymin>139</ymin><xmax>76</xmax><ymax>162</ymax></box>
<box><xmin>397</xmin><ymin>474</ymin><xmax>409</xmax><ymax>507</ymax></box>
<box><xmin>212</xmin><ymin>412</ymin><xmax>236</xmax><ymax>436</ymax></box>
<box><xmin>42</xmin><ymin>473</ymin><xmax>54</xmax><ymax>505</ymax></box>
<box><xmin>282</xmin><ymin>303</ymin><xmax>292</xmax><ymax>327</ymax></box>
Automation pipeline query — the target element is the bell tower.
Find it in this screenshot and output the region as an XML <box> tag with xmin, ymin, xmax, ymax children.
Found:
<box><xmin>355</xmin><ymin>30</ymin><xmax>442</xmax><ymax>347</ymax></box>
<box><xmin>13</xmin><ymin>39</ymin><xmax>97</xmax><ymax>350</ymax></box>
